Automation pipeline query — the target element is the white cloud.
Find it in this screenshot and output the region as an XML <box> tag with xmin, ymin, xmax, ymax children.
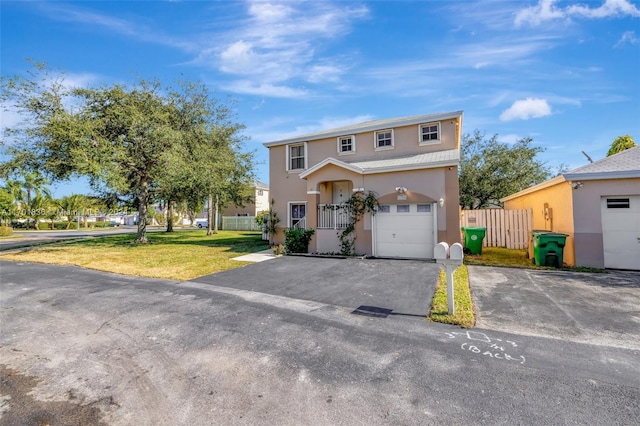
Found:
<box><xmin>221</xmin><ymin>80</ymin><xmax>309</xmax><ymax>98</ymax></box>
<box><xmin>515</xmin><ymin>0</ymin><xmax>640</xmax><ymax>27</ymax></box>
<box><xmin>567</xmin><ymin>0</ymin><xmax>640</xmax><ymax>18</ymax></box>
<box><xmin>208</xmin><ymin>1</ymin><xmax>369</xmax><ymax>92</ymax></box>
<box><xmin>498</xmin><ymin>134</ymin><xmax>522</xmax><ymax>144</ymax></box>
<box><xmin>38</xmin><ymin>3</ymin><xmax>195</xmax><ymax>51</ymax></box>
<box><xmin>500</xmin><ymin>98</ymin><xmax>552</xmax><ymax>121</ymax></box>
<box><xmin>615</xmin><ymin>30</ymin><xmax>640</xmax><ymax>47</ymax></box>
<box><xmin>306</xmin><ymin>64</ymin><xmax>344</xmax><ymax>83</ymax></box>
<box><xmin>515</xmin><ymin>0</ymin><xmax>565</xmax><ymax>27</ymax></box>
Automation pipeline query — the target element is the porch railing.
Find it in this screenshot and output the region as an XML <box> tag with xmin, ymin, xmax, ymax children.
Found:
<box><xmin>292</xmin><ymin>216</ymin><xmax>307</xmax><ymax>229</ymax></box>
<box><xmin>317</xmin><ymin>204</ymin><xmax>350</xmax><ymax>229</ymax></box>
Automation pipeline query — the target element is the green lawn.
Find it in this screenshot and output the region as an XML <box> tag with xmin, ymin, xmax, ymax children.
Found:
<box><xmin>428</xmin><ymin>265</ymin><xmax>475</xmax><ymax>328</ymax></box>
<box><xmin>0</xmin><ymin>230</ymin><xmax>270</xmax><ymax>280</ymax></box>
<box><xmin>463</xmin><ymin>246</ymin><xmax>605</xmax><ymax>272</ymax></box>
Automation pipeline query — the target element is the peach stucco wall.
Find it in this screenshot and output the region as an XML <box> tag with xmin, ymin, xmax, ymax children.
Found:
<box><xmin>571</xmin><ymin>177</ymin><xmax>640</xmax><ymax>268</ymax></box>
<box><xmin>267</xmin><ymin>117</ymin><xmax>462</xmax><ymax>256</ymax></box>
<box><xmin>503</xmin><ymin>180</ymin><xmax>576</xmax><ymax>266</ymax></box>
<box><xmin>504</xmin><ymin>176</ymin><xmax>640</xmax><ymax>268</ymax></box>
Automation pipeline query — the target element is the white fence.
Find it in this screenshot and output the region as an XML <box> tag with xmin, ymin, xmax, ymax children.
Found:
<box><xmin>460</xmin><ymin>209</ymin><xmax>532</xmax><ymax>249</ymax></box>
<box><xmin>317</xmin><ymin>204</ymin><xmax>350</xmax><ymax>229</ymax></box>
<box><xmin>221</xmin><ymin>216</ymin><xmax>261</xmax><ymax>231</ymax></box>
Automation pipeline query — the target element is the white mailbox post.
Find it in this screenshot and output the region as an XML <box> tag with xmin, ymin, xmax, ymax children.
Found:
<box><xmin>434</xmin><ymin>242</ymin><xmax>464</xmax><ymax>315</ymax></box>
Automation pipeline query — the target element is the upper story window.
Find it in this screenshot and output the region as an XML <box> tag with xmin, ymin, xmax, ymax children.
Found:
<box><xmin>286</xmin><ymin>142</ymin><xmax>307</xmax><ymax>171</ymax></box>
<box><xmin>419</xmin><ymin>122</ymin><xmax>440</xmax><ymax>145</ymax></box>
<box><xmin>257</xmin><ymin>189</ymin><xmax>264</xmax><ymax>196</ymax></box>
<box><xmin>375</xmin><ymin>129</ymin><xmax>394</xmax><ymax>151</ymax></box>
<box><xmin>337</xmin><ymin>135</ymin><xmax>356</xmax><ymax>155</ymax></box>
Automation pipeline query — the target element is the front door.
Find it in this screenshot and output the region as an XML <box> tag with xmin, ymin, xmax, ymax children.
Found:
<box><xmin>332</xmin><ymin>181</ymin><xmax>351</xmax><ymax>205</ymax></box>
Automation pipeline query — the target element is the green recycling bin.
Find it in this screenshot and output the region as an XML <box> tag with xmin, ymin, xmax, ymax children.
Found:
<box><xmin>532</xmin><ymin>231</ymin><xmax>568</xmax><ymax>267</ymax></box>
<box><xmin>461</xmin><ymin>227</ymin><xmax>486</xmax><ymax>254</ymax></box>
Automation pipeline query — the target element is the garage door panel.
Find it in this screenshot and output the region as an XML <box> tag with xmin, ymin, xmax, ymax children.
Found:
<box><xmin>376</xmin><ymin>229</ymin><xmax>432</xmax><ymax>245</ymax></box>
<box><xmin>377</xmin><ymin>242</ymin><xmax>431</xmax><ymax>259</ymax></box>
<box><xmin>374</xmin><ymin>204</ymin><xmax>435</xmax><ymax>259</ymax></box>
<box><xmin>601</xmin><ymin>195</ymin><xmax>640</xmax><ymax>270</ymax></box>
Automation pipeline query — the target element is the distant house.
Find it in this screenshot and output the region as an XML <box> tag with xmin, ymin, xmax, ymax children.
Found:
<box><xmin>221</xmin><ymin>180</ymin><xmax>269</xmax><ymax>217</ymax></box>
<box><xmin>502</xmin><ymin>146</ymin><xmax>640</xmax><ymax>270</ymax></box>
<box><xmin>263</xmin><ymin>111</ymin><xmax>463</xmax><ymax>259</ymax></box>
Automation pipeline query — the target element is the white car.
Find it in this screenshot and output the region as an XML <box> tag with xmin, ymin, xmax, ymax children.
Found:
<box><xmin>196</xmin><ymin>220</ymin><xmax>208</xmax><ymax>229</ymax></box>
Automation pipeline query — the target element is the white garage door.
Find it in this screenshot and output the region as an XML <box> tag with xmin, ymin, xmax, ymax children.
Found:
<box><xmin>374</xmin><ymin>203</ymin><xmax>436</xmax><ymax>259</ymax></box>
<box><xmin>601</xmin><ymin>195</ymin><xmax>640</xmax><ymax>270</ymax></box>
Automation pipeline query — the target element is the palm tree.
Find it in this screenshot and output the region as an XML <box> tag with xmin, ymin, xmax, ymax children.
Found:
<box><xmin>20</xmin><ymin>171</ymin><xmax>51</xmax><ymax>205</ymax></box>
<box><xmin>26</xmin><ymin>194</ymin><xmax>50</xmax><ymax>230</ymax></box>
<box><xmin>57</xmin><ymin>194</ymin><xmax>87</xmax><ymax>229</ymax></box>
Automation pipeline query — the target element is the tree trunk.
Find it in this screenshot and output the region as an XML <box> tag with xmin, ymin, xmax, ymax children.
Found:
<box><xmin>136</xmin><ymin>178</ymin><xmax>149</xmax><ymax>243</ymax></box>
<box><xmin>206</xmin><ymin>194</ymin><xmax>213</xmax><ymax>236</ymax></box>
<box><xmin>213</xmin><ymin>194</ymin><xmax>219</xmax><ymax>234</ymax></box>
<box><xmin>166</xmin><ymin>200</ymin><xmax>174</xmax><ymax>233</ymax></box>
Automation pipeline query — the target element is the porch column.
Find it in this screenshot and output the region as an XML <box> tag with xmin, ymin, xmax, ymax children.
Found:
<box><xmin>307</xmin><ymin>190</ymin><xmax>320</xmax><ymax>252</ymax></box>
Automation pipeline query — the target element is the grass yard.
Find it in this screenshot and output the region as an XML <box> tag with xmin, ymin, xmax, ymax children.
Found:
<box><xmin>463</xmin><ymin>246</ymin><xmax>605</xmax><ymax>272</ymax></box>
<box><xmin>0</xmin><ymin>230</ymin><xmax>269</xmax><ymax>280</ymax></box>
<box><xmin>428</xmin><ymin>265</ymin><xmax>475</xmax><ymax>328</ymax></box>
<box><xmin>463</xmin><ymin>247</ymin><xmax>532</xmax><ymax>268</ymax></box>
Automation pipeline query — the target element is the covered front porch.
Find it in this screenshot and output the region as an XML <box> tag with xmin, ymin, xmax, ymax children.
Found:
<box><xmin>305</xmin><ymin>179</ymin><xmax>360</xmax><ymax>254</ymax></box>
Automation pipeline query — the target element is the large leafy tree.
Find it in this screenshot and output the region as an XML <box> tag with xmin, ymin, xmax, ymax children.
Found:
<box><xmin>459</xmin><ymin>130</ymin><xmax>551</xmax><ymax>209</ymax></box>
<box><xmin>607</xmin><ymin>135</ymin><xmax>636</xmax><ymax>157</ymax></box>
<box><xmin>155</xmin><ymin>82</ymin><xmax>254</xmax><ymax>234</ymax></box>
<box><xmin>1</xmin><ymin>64</ymin><xmax>251</xmax><ymax>242</ymax></box>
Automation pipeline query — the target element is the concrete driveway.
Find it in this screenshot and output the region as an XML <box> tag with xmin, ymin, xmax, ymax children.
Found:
<box><xmin>469</xmin><ymin>266</ymin><xmax>640</xmax><ymax>350</ymax></box>
<box><xmin>191</xmin><ymin>256</ymin><xmax>441</xmax><ymax>318</ymax></box>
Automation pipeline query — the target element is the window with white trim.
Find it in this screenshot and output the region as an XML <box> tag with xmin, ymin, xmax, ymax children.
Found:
<box><xmin>375</xmin><ymin>129</ymin><xmax>394</xmax><ymax>150</ymax></box>
<box><xmin>419</xmin><ymin>122</ymin><xmax>440</xmax><ymax>145</ymax></box>
<box><xmin>397</xmin><ymin>205</ymin><xmax>410</xmax><ymax>213</ymax></box>
<box><xmin>337</xmin><ymin>135</ymin><xmax>355</xmax><ymax>155</ymax></box>
<box><xmin>417</xmin><ymin>204</ymin><xmax>432</xmax><ymax>213</ymax></box>
<box><xmin>377</xmin><ymin>205</ymin><xmax>390</xmax><ymax>213</ymax></box>
<box><xmin>287</xmin><ymin>143</ymin><xmax>306</xmax><ymax>171</ymax></box>
<box><xmin>289</xmin><ymin>202</ymin><xmax>307</xmax><ymax>227</ymax></box>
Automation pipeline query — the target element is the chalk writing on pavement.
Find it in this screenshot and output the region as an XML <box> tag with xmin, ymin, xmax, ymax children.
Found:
<box><xmin>445</xmin><ymin>330</ymin><xmax>526</xmax><ymax>365</ymax></box>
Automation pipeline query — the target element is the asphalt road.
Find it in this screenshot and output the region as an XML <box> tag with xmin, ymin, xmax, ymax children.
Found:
<box><xmin>1</xmin><ymin>259</ymin><xmax>638</xmax><ymax>425</ymax></box>
<box><xmin>0</xmin><ymin>226</ymin><xmax>167</xmax><ymax>251</ymax></box>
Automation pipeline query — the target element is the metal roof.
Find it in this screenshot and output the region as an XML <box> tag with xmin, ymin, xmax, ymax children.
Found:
<box><xmin>264</xmin><ymin>111</ymin><xmax>463</xmax><ymax>147</ymax></box>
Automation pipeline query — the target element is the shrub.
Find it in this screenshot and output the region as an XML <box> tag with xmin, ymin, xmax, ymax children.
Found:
<box><xmin>0</xmin><ymin>226</ymin><xmax>13</xmax><ymax>237</ymax></box>
<box><xmin>284</xmin><ymin>228</ymin><xmax>315</xmax><ymax>254</ymax></box>
<box><xmin>38</xmin><ymin>222</ymin><xmax>73</xmax><ymax>230</ymax></box>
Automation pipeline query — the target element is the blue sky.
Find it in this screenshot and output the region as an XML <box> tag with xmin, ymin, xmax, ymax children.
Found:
<box><xmin>2</xmin><ymin>0</ymin><xmax>639</xmax><ymax>197</ymax></box>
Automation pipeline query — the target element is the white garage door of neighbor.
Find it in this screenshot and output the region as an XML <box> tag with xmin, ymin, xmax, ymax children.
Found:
<box><xmin>374</xmin><ymin>203</ymin><xmax>435</xmax><ymax>259</ymax></box>
<box><xmin>601</xmin><ymin>195</ymin><xmax>640</xmax><ymax>270</ymax></box>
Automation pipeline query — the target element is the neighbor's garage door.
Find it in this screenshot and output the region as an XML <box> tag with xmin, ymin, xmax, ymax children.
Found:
<box><xmin>374</xmin><ymin>203</ymin><xmax>435</xmax><ymax>259</ymax></box>
<box><xmin>601</xmin><ymin>195</ymin><xmax>640</xmax><ymax>270</ymax></box>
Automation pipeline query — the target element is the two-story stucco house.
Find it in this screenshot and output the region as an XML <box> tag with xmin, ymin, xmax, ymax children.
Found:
<box><xmin>264</xmin><ymin>111</ymin><xmax>463</xmax><ymax>259</ymax></box>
